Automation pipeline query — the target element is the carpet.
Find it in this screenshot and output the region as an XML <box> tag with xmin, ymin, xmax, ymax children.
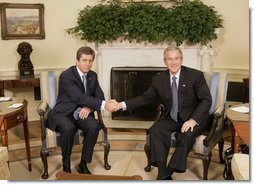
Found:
<box><xmin>9</xmin><ymin>150</ymin><xmax>225</xmax><ymax>181</ymax></box>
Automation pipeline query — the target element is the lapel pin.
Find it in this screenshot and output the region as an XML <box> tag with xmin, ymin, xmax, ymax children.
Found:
<box><xmin>182</xmin><ymin>84</ymin><xmax>186</xmax><ymax>87</ymax></box>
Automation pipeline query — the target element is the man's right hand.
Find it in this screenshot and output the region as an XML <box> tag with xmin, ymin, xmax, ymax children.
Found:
<box><xmin>105</xmin><ymin>99</ymin><xmax>119</xmax><ymax>112</ymax></box>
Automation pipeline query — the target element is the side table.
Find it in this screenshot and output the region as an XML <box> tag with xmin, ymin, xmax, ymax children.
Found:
<box><xmin>0</xmin><ymin>99</ymin><xmax>32</xmax><ymax>171</ymax></box>
<box><xmin>226</xmin><ymin>103</ymin><xmax>249</xmax><ymax>153</ymax></box>
<box><xmin>0</xmin><ymin>76</ymin><xmax>40</xmax><ymax>97</ymax></box>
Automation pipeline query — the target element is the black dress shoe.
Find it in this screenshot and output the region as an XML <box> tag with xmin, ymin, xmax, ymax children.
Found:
<box><xmin>63</xmin><ymin>167</ymin><xmax>71</xmax><ymax>173</ymax></box>
<box><xmin>77</xmin><ymin>163</ymin><xmax>92</xmax><ymax>174</ymax></box>
<box><xmin>156</xmin><ymin>175</ymin><xmax>173</xmax><ymax>180</ymax></box>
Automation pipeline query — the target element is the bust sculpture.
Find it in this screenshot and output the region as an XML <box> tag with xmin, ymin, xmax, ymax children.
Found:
<box><xmin>17</xmin><ymin>42</ymin><xmax>34</xmax><ymax>78</ymax></box>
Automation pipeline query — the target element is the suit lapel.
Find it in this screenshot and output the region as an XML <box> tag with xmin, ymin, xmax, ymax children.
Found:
<box><xmin>162</xmin><ymin>71</ymin><xmax>171</xmax><ymax>99</ymax></box>
<box><xmin>86</xmin><ymin>72</ymin><xmax>93</xmax><ymax>96</ymax></box>
<box><xmin>178</xmin><ymin>67</ymin><xmax>187</xmax><ymax>111</ymax></box>
<box><xmin>72</xmin><ymin>66</ymin><xmax>84</xmax><ymax>90</ymax></box>
<box><xmin>162</xmin><ymin>71</ymin><xmax>172</xmax><ymax>116</ymax></box>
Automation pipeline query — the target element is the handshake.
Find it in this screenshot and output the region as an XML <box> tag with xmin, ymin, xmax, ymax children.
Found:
<box><xmin>105</xmin><ymin>99</ymin><xmax>122</xmax><ymax>112</ymax></box>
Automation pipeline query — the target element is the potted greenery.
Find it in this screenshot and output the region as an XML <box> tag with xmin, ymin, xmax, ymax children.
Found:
<box><xmin>169</xmin><ymin>0</ymin><xmax>223</xmax><ymax>45</ymax></box>
<box><xmin>66</xmin><ymin>0</ymin><xmax>223</xmax><ymax>45</ymax></box>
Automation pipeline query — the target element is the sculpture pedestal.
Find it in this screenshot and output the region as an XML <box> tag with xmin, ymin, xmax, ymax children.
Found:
<box><xmin>19</xmin><ymin>68</ymin><xmax>34</xmax><ymax>78</ymax></box>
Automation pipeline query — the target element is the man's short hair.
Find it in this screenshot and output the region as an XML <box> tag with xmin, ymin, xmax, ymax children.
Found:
<box><xmin>76</xmin><ymin>46</ymin><xmax>95</xmax><ymax>60</ymax></box>
<box><xmin>163</xmin><ymin>46</ymin><xmax>183</xmax><ymax>58</ymax></box>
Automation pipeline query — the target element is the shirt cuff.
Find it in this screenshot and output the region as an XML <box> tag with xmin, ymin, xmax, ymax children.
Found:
<box><xmin>121</xmin><ymin>101</ymin><xmax>127</xmax><ymax>111</ymax></box>
<box><xmin>101</xmin><ymin>100</ymin><xmax>106</xmax><ymax>110</ymax></box>
<box><xmin>191</xmin><ymin>118</ymin><xmax>199</xmax><ymax>125</ymax></box>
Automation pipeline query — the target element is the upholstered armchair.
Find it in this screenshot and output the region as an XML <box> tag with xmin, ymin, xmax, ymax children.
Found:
<box><xmin>37</xmin><ymin>71</ymin><xmax>111</xmax><ymax>179</ymax></box>
<box><xmin>144</xmin><ymin>72</ymin><xmax>228</xmax><ymax>180</ymax></box>
<box><xmin>0</xmin><ymin>146</ymin><xmax>10</xmax><ymax>180</ymax></box>
<box><xmin>231</xmin><ymin>153</ymin><xmax>249</xmax><ymax>180</ymax></box>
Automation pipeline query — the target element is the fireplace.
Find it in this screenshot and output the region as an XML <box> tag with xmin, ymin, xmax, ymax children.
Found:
<box><xmin>96</xmin><ymin>43</ymin><xmax>210</xmax><ymax>118</ymax></box>
<box><xmin>111</xmin><ymin>66</ymin><xmax>166</xmax><ymax>121</ymax></box>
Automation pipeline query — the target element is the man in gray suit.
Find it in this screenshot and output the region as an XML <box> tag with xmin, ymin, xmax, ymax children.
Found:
<box><xmin>48</xmin><ymin>46</ymin><xmax>116</xmax><ymax>174</ymax></box>
<box><xmin>116</xmin><ymin>46</ymin><xmax>212</xmax><ymax>180</ymax></box>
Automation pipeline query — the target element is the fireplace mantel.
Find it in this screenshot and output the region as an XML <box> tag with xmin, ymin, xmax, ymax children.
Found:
<box><xmin>95</xmin><ymin>42</ymin><xmax>214</xmax><ymax>117</ymax></box>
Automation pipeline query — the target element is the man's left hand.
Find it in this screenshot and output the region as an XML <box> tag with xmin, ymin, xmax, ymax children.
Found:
<box><xmin>181</xmin><ymin>119</ymin><xmax>197</xmax><ymax>133</ymax></box>
<box><xmin>79</xmin><ymin>107</ymin><xmax>92</xmax><ymax>119</ymax></box>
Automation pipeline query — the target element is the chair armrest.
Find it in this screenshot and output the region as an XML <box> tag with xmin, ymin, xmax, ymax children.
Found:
<box><xmin>155</xmin><ymin>104</ymin><xmax>165</xmax><ymax>124</ymax></box>
<box><xmin>203</xmin><ymin>106</ymin><xmax>225</xmax><ymax>147</ymax></box>
<box><xmin>146</xmin><ymin>104</ymin><xmax>165</xmax><ymax>134</ymax></box>
<box><xmin>37</xmin><ymin>100</ymin><xmax>51</xmax><ymax>121</ymax></box>
<box><xmin>37</xmin><ymin>100</ymin><xmax>51</xmax><ymax>143</ymax></box>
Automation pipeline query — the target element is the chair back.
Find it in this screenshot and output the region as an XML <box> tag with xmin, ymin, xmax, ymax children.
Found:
<box><xmin>40</xmin><ymin>70</ymin><xmax>63</xmax><ymax>109</ymax></box>
<box><xmin>204</xmin><ymin>72</ymin><xmax>228</xmax><ymax>115</ymax></box>
<box><xmin>47</xmin><ymin>71</ymin><xmax>57</xmax><ymax>109</ymax></box>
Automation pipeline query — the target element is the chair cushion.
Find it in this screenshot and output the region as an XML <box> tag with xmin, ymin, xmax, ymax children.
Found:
<box><xmin>192</xmin><ymin>135</ymin><xmax>208</xmax><ymax>154</ymax></box>
<box><xmin>171</xmin><ymin>133</ymin><xmax>209</xmax><ymax>155</ymax></box>
<box><xmin>231</xmin><ymin>153</ymin><xmax>249</xmax><ymax>180</ymax></box>
<box><xmin>45</xmin><ymin>128</ymin><xmax>83</xmax><ymax>148</ymax></box>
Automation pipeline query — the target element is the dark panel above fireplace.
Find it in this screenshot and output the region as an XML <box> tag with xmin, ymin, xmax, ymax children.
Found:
<box><xmin>111</xmin><ymin>66</ymin><xmax>166</xmax><ymax>121</ymax></box>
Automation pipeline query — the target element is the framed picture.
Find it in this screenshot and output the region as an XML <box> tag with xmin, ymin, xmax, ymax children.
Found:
<box><xmin>0</xmin><ymin>3</ymin><xmax>45</xmax><ymax>40</ymax></box>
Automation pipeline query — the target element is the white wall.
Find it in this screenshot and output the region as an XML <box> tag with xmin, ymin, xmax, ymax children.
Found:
<box><xmin>0</xmin><ymin>0</ymin><xmax>99</xmax><ymax>74</ymax></box>
<box><xmin>0</xmin><ymin>0</ymin><xmax>249</xmax><ymax>76</ymax></box>
<box><xmin>0</xmin><ymin>0</ymin><xmax>249</xmax><ymax>120</ymax></box>
<box><xmin>203</xmin><ymin>0</ymin><xmax>249</xmax><ymax>81</ymax></box>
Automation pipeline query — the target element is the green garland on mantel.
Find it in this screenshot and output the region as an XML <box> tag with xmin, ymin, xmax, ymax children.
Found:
<box><xmin>66</xmin><ymin>0</ymin><xmax>223</xmax><ymax>45</ymax></box>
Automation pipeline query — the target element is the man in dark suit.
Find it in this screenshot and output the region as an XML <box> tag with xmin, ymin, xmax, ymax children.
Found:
<box><xmin>116</xmin><ymin>46</ymin><xmax>212</xmax><ymax>180</ymax></box>
<box><xmin>48</xmin><ymin>46</ymin><xmax>116</xmax><ymax>174</ymax></box>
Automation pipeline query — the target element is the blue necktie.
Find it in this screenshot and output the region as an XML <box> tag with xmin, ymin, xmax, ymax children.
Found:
<box><xmin>170</xmin><ymin>76</ymin><xmax>178</xmax><ymax>122</ymax></box>
<box><xmin>73</xmin><ymin>107</ymin><xmax>81</xmax><ymax>120</ymax></box>
<box><xmin>83</xmin><ymin>75</ymin><xmax>87</xmax><ymax>93</ymax></box>
<box><xmin>73</xmin><ymin>75</ymin><xmax>87</xmax><ymax>120</ymax></box>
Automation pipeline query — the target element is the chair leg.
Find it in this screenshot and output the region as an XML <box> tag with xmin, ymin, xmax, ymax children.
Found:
<box><xmin>144</xmin><ymin>143</ymin><xmax>151</xmax><ymax>172</ymax></box>
<box><xmin>202</xmin><ymin>152</ymin><xmax>212</xmax><ymax>180</ymax></box>
<box><xmin>218</xmin><ymin>138</ymin><xmax>224</xmax><ymax>163</ymax></box>
<box><xmin>103</xmin><ymin>141</ymin><xmax>111</xmax><ymax>170</ymax></box>
<box><xmin>40</xmin><ymin>148</ymin><xmax>49</xmax><ymax>179</ymax></box>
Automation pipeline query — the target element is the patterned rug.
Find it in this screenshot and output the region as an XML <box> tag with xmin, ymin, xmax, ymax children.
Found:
<box><xmin>9</xmin><ymin>150</ymin><xmax>225</xmax><ymax>181</ymax></box>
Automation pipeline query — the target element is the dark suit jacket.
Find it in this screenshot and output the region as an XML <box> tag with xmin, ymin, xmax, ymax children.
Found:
<box><xmin>48</xmin><ymin>66</ymin><xmax>105</xmax><ymax>130</ymax></box>
<box><xmin>126</xmin><ymin>66</ymin><xmax>212</xmax><ymax>130</ymax></box>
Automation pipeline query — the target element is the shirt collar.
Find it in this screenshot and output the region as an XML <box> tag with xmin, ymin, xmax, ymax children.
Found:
<box><xmin>76</xmin><ymin>66</ymin><xmax>87</xmax><ymax>80</ymax></box>
<box><xmin>169</xmin><ymin>68</ymin><xmax>181</xmax><ymax>80</ymax></box>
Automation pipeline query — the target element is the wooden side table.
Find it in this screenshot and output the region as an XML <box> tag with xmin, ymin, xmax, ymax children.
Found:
<box><xmin>226</xmin><ymin>103</ymin><xmax>249</xmax><ymax>153</ymax></box>
<box><xmin>0</xmin><ymin>99</ymin><xmax>32</xmax><ymax>171</ymax></box>
<box><xmin>0</xmin><ymin>76</ymin><xmax>40</xmax><ymax>97</ymax></box>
